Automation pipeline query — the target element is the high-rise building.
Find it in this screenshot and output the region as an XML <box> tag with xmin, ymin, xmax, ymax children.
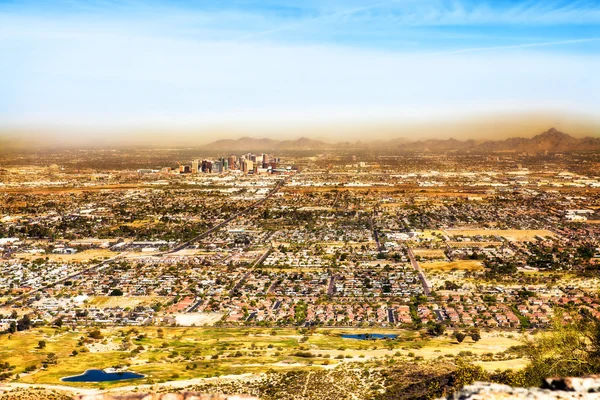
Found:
<box><xmin>213</xmin><ymin>161</ymin><xmax>223</xmax><ymax>173</ymax></box>
<box><xmin>191</xmin><ymin>159</ymin><xmax>199</xmax><ymax>174</ymax></box>
<box><xmin>242</xmin><ymin>159</ymin><xmax>253</xmax><ymax>174</ymax></box>
<box><xmin>228</xmin><ymin>156</ymin><xmax>237</xmax><ymax>169</ymax></box>
<box><xmin>201</xmin><ymin>160</ymin><xmax>212</xmax><ymax>173</ymax></box>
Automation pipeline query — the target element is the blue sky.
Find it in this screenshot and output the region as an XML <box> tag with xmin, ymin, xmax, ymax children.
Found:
<box><xmin>0</xmin><ymin>0</ymin><xmax>598</xmax><ymax>135</ymax></box>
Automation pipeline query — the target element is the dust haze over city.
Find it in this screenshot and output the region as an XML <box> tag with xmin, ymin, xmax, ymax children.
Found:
<box><xmin>1</xmin><ymin>1</ymin><xmax>600</xmax><ymax>400</ymax></box>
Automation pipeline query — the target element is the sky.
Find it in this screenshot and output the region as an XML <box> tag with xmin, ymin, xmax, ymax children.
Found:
<box><xmin>0</xmin><ymin>0</ymin><xmax>599</xmax><ymax>142</ymax></box>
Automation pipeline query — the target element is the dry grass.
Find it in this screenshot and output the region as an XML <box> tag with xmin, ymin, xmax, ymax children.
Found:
<box><xmin>476</xmin><ymin>359</ymin><xmax>528</xmax><ymax>372</ymax></box>
<box><xmin>412</xmin><ymin>249</ymin><xmax>447</xmax><ymax>259</ymax></box>
<box><xmin>421</xmin><ymin>260</ymin><xmax>484</xmax><ymax>272</ymax></box>
<box><xmin>86</xmin><ymin>296</ymin><xmax>166</xmax><ymax>308</ymax></box>
<box><xmin>446</xmin><ymin>229</ymin><xmax>555</xmax><ymax>241</ymax></box>
<box><xmin>15</xmin><ymin>249</ymin><xmax>115</xmax><ymax>263</ymax></box>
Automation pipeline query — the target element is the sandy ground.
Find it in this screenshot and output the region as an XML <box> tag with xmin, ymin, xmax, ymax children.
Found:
<box><xmin>445</xmin><ymin>229</ymin><xmax>555</xmax><ymax>241</ymax></box>
<box><xmin>14</xmin><ymin>249</ymin><xmax>115</xmax><ymax>263</ymax></box>
<box><xmin>87</xmin><ymin>341</ymin><xmax>122</xmax><ymax>353</ymax></box>
<box><xmin>173</xmin><ymin>312</ymin><xmax>224</xmax><ymax>326</ymax></box>
<box><xmin>412</xmin><ymin>249</ymin><xmax>447</xmax><ymax>258</ymax></box>
<box><xmin>0</xmin><ymin>373</ymin><xmax>260</xmax><ymax>396</ymax></box>
<box><xmin>421</xmin><ymin>260</ymin><xmax>484</xmax><ymax>271</ymax></box>
<box><xmin>87</xmin><ymin>296</ymin><xmax>165</xmax><ymax>309</ymax></box>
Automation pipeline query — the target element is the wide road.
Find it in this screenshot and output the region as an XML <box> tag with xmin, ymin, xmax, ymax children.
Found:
<box><xmin>3</xmin><ymin>177</ymin><xmax>288</xmax><ymax>307</ymax></box>
<box><xmin>230</xmin><ymin>247</ymin><xmax>273</xmax><ymax>296</ymax></box>
<box><xmin>406</xmin><ymin>246</ymin><xmax>432</xmax><ymax>296</ymax></box>
<box><xmin>2</xmin><ymin>252</ymin><xmax>128</xmax><ymax>307</ymax></box>
<box><xmin>164</xmin><ymin>177</ymin><xmax>287</xmax><ymax>254</ymax></box>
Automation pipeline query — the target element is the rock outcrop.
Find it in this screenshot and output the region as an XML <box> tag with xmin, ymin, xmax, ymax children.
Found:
<box><xmin>77</xmin><ymin>394</ymin><xmax>256</xmax><ymax>400</ymax></box>
<box><xmin>447</xmin><ymin>376</ymin><xmax>600</xmax><ymax>399</ymax></box>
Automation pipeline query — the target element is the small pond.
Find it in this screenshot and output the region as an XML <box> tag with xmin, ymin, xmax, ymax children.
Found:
<box><xmin>61</xmin><ymin>369</ymin><xmax>145</xmax><ymax>382</ymax></box>
<box><xmin>341</xmin><ymin>333</ymin><xmax>398</xmax><ymax>340</ymax></box>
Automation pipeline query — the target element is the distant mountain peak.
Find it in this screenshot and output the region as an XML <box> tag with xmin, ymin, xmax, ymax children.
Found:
<box><xmin>536</xmin><ymin>127</ymin><xmax>570</xmax><ymax>138</ymax></box>
<box><xmin>200</xmin><ymin>128</ymin><xmax>600</xmax><ymax>153</ymax></box>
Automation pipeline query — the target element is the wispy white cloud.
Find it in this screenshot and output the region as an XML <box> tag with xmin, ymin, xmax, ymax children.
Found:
<box><xmin>233</xmin><ymin>0</ymin><xmax>399</xmax><ymax>41</ymax></box>
<box><xmin>0</xmin><ymin>0</ymin><xmax>598</xmax><ymax>129</ymax></box>
<box><xmin>418</xmin><ymin>37</ymin><xmax>600</xmax><ymax>56</ymax></box>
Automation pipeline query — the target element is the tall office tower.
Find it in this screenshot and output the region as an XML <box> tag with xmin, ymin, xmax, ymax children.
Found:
<box><xmin>262</xmin><ymin>153</ymin><xmax>269</xmax><ymax>164</ymax></box>
<box><xmin>191</xmin><ymin>159</ymin><xmax>199</xmax><ymax>174</ymax></box>
<box><xmin>201</xmin><ymin>160</ymin><xmax>212</xmax><ymax>173</ymax></box>
<box><xmin>228</xmin><ymin>156</ymin><xmax>237</xmax><ymax>169</ymax></box>
<box><xmin>213</xmin><ymin>161</ymin><xmax>223</xmax><ymax>173</ymax></box>
<box><xmin>250</xmin><ymin>154</ymin><xmax>257</xmax><ymax>163</ymax></box>
<box><xmin>223</xmin><ymin>159</ymin><xmax>229</xmax><ymax>171</ymax></box>
<box><xmin>242</xmin><ymin>159</ymin><xmax>253</xmax><ymax>174</ymax></box>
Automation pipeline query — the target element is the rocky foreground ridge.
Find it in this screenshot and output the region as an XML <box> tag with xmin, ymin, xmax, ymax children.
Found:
<box><xmin>68</xmin><ymin>376</ymin><xmax>600</xmax><ymax>399</ymax></box>
<box><xmin>446</xmin><ymin>376</ymin><xmax>600</xmax><ymax>399</ymax></box>
<box><xmin>77</xmin><ymin>395</ymin><xmax>256</xmax><ymax>400</ymax></box>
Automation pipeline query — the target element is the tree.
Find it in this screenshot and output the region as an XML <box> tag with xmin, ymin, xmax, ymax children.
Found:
<box><xmin>454</xmin><ymin>332</ymin><xmax>467</xmax><ymax>343</ymax></box>
<box><xmin>520</xmin><ymin>312</ymin><xmax>600</xmax><ymax>387</ymax></box>
<box><xmin>17</xmin><ymin>314</ymin><xmax>32</xmax><ymax>331</ymax></box>
<box><xmin>43</xmin><ymin>353</ymin><xmax>58</xmax><ymax>368</ymax></box>
<box><xmin>88</xmin><ymin>329</ymin><xmax>103</xmax><ymax>340</ymax></box>
<box><xmin>38</xmin><ymin>340</ymin><xmax>46</xmax><ymax>349</ymax></box>
<box><xmin>470</xmin><ymin>332</ymin><xmax>481</xmax><ymax>342</ymax></box>
<box><xmin>427</xmin><ymin>322</ymin><xmax>446</xmax><ymax>337</ymax></box>
<box><xmin>109</xmin><ymin>288</ymin><xmax>124</xmax><ymax>296</ymax></box>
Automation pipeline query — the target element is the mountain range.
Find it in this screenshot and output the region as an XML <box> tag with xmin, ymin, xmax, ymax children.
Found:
<box><xmin>202</xmin><ymin>128</ymin><xmax>600</xmax><ymax>153</ymax></box>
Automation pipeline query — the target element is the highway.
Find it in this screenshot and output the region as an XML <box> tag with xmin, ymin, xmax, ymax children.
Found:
<box><xmin>4</xmin><ymin>177</ymin><xmax>288</xmax><ymax>307</ymax></box>
<box><xmin>230</xmin><ymin>247</ymin><xmax>273</xmax><ymax>296</ymax></box>
<box><xmin>406</xmin><ymin>246</ymin><xmax>432</xmax><ymax>296</ymax></box>
<box><xmin>164</xmin><ymin>177</ymin><xmax>287</xmax><ymax>254</ymax></box>
<box><xmin>2</xmin><ymin>252</ymin><xmax>128</xmax><ymax>307</ymax></box>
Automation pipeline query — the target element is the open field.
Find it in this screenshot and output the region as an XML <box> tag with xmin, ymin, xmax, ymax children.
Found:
<box><xmin>173</xmin><ymin>312</ymin><xmax>224</xmax><ymax>326</ymax></box>
<box><xmin>445</xmin><ymin>229</ymin><xmax>555</xmax><ymax>241</ymax></box>
<box><xmin>421</xmin><ymin>260</ymin><xmax>485</xmax><ymax>271</ymax></box>
<box><xmin>448</xmin><ymin>241</ymin><xmax>503</xmax><ymax>248</ymax></box>
<box><xmin>14</xmin><ymin>249</ymin><xmax>115</xmax><ymax>263</ymax></box>
<box><xmin>86</xmin><ymin>296</ymin><xmax>167</xmax><ymax>309</ymax></box>
<box><xmin>422</xmin><ymin>230</ymin><xmax>448</xmax><ymax>238</ymax></box>
<box><xmin>0</xmin><ymin>327</ymin><xmax>525</xmax><ymax>390</ymax></box>
<box><xmin>412</xmin><ymin>248</ymin><xmax>447</xmax><ymax>259</ymax></box>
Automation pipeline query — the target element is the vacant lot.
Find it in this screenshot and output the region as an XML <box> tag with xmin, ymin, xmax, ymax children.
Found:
<box><xmin>412</xmin><ymin>249</ymin><xmax>447</xmax><ymax>259</ymax></box>
<box><xmin>421</xmin><ymin>260</ymin><xmax>484</xmax><ymax>272</ymax></box>
<box><xmin>445</xmin><ymin>229</ymin><xmax>555</xmax><ymax>242</ymax></box>
<box><xmin>173</xmin><ymin>312</ymin><xmax>224</xmax><ymax>326</ymax></box>
<box><xmin>15</xmin><ymin>249</ymin><xmax>115</xmax><ymax>263</ymax></box>
<box><xmin>86</xmin><ymin>296</ymin><xmax>167</xmax><ymax>309</ymax></box>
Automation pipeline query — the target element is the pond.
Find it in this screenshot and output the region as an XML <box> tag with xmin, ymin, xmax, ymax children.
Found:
<box><xmin>341</xmin><ymin>333</ymin><xmax>398</xmax><ymax>340</ymax></box>
<box><xmin>61</xmin><ymin>369</ymin><xmax>145</xmax><ymax>382</ymax></box>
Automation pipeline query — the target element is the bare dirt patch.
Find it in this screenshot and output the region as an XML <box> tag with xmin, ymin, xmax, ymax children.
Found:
<box><xmin>412</xmin><ymin>249</ymin><xmax>447</xmax><ymax>259</ymax></box>
<box><xmin>446</xmin><ymin>229</ymin><xmax>554</xmax><ymax>242</ymax></box>
<box><xmin>421</xmin><ymin>260</ymin><xmax>484</xmax><ymax>272</ymax></box>
<box><xmin>87</xmin><ymin>296</ymin><xmax>166</xmax><ymax>309</ymax></box>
